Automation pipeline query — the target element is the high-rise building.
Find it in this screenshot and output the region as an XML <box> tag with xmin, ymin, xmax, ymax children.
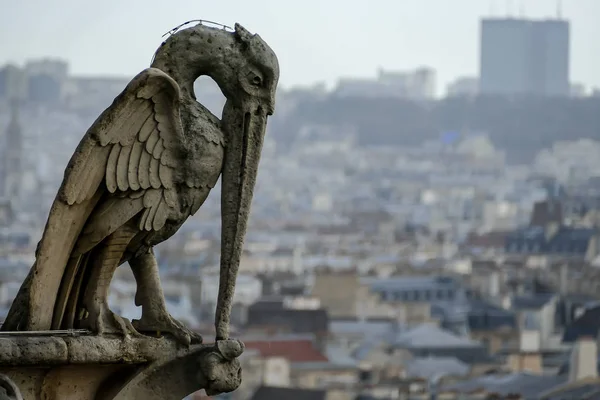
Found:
<box><xmin>334</xmin><ymin>67</ymin><xmax>437</xmax><ymax>100</ymax></box>
<box><xmin>24</xmin><ymin>58</ymin><xmax>69</xmax><ymax>80</ymax></box>
<box><xmin>479</xmin><ymin>18</ymin><xmax>570</xmax><ymax>96</ymax></box>
<box><xmin>447</xmin><ymin>76</ymin><xmax>480</xmax><ymax>97</ymax></box>
<box><xmin>530</xmin><ymin>20</ymin><xmax>570</xmax><ymax>96</ymax></box>
<box><xmin>0</xmin><ymin>65</ymin><xmax>28</xmax><ymax>100</ymax></box>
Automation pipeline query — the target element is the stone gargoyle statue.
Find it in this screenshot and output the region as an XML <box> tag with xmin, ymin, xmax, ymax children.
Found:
<box><xmin>2</xmin><ymin>21</ymin><xmax>278</xmax><ymax>343</ymax></box>
<box><xmin>0</xmin><ymin>18</ymin><xmax>279</xmax><ymax>398</ymax></box>
<box><xmin>0</xmin><ymin>21</ymin><xmax>279</xmax><ymax>400</ymax></box>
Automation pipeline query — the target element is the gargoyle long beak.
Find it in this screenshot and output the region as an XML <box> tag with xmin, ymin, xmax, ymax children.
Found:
<box><xmin>215</xmin><ymin>99</ymin><xmax>268</xmax><ymax>340</ymax></box>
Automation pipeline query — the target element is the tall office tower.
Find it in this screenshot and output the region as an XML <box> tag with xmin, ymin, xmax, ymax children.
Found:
<box><xmin>479</xmin><ymin>17</ymin><xmax>570</xmax><ymax>96</ymax></box>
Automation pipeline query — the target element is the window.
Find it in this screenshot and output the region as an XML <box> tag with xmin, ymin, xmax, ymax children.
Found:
<box><xmin>523</xmin><ymin>311</ymin><xmax>540</xmax><ymax>330</ymax></box>
<box><xmin>481</xmin><ymin>337</ymin><xmax>490</xmax><ymax>351</ymax></box>
<box><xmin>359</xmin><ymin>370</ymin><xmax>373</xmax><ymax>382</ymax></box>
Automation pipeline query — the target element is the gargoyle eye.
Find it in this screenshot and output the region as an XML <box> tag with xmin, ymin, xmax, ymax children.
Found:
<box><xmin>246</xmin><ymin>70</ymin><xmax>264</xmax><ymax>87</ymax></box>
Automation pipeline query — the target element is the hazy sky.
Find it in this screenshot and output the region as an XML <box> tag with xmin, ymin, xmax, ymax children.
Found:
<box><xmin>1</xmin><ymin>0</ymin><xmax>599</xmax><ymax>93</ymax></box>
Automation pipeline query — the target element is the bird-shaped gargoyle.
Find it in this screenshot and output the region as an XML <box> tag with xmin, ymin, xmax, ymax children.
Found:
<box><xmin>1</xmin><ymin>22</ymin><xmax>279</xmax><ymax>346</ymax></box>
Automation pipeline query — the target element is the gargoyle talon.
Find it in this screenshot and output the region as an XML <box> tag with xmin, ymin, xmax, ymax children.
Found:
<box><xmin>132</xmin><ymin>315</ymin><xmax>201</xmax><ymax>347</ymax></box>
<box><xmin>216</xmin><ymin>339</ymin><xmax>244</xmax><ymax>361</ymax></box>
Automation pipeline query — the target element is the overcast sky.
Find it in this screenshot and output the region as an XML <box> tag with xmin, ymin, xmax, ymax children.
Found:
<box><xmin>1</xmin><ymin>0</ymin><xmax>599</xmax><ymax>93</ymax></box>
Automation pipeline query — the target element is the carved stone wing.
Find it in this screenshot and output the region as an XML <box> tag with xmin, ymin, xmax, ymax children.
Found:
<box><xmin>8</xmin><ymin>68</ymin><xmax>188</xmax><ymax>331</ymax></box>
<box><xmin>60</xmin><ymin>67</ymin><xmax>185</xmax><ymax>234</ymax></box>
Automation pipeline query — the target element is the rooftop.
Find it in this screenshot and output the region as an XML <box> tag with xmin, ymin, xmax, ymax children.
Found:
<box><xmin>243</xmin><ymin>339</ymin><xmax>328</xmax><ymax>363</ymax></box>
<box><xmin>394</xmin><ymin>323</ymin><xmax>480</xmax><ymax>348</ymax></box>
<box><xmin>506</xmin><ymin>226</ymin><xmax>596</xmax><ymax>255</ymax></box>
<box><xmin>329</xmin><ymin>318</ymin><xmax>396</xmax><ymax>339</ymax></box>
<box><xmin>512</xmin><ymin>293</ymin><xmax>556</xmax><ymax>310</ymax></box>
<box><xmin>363</xmin><ymin>275</ymin><xmax>460</xmax><ymax>291</ymax></box>
<box><xmin>441</xmin><ymin>372</ymin><xmax>567</xmax><ymax>398</ymax></box>
<box><xmin>563</xmin><ymin>304</ymin><xmax>600</xmax><ymax>343</ymax></box>
<box><xmin>405</xmin><ymin>356</ymin><xmax>469</xmax><ymax>380</ymax></box>
<box><xmin>250</xmin><ymin>386</ymin><xmax>326</xmax><ymax>400</ymax></box>
<box><xmin>540</xmin><ymin>379</ymin><xmax>600</xmax><ymax>400</ymax></box>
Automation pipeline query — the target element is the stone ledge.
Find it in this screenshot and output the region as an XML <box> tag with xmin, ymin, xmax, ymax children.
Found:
<box><xmin>0</xmin><ymin>334</ymin><xmax>244</xmax><ymax>399</ymax></box>
<box><xmin>0</xmin><ymin>333</ymin><xmax>201</xmax><ymax>366</ymax></box>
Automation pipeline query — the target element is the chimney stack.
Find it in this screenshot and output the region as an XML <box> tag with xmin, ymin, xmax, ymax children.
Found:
<box><xmin>569</xmin><ymin>335</ymin><xmax>598</xmax><ymax>382</ymax></box>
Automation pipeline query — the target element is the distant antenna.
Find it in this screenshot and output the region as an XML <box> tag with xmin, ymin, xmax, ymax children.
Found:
<box><xmin>519</xmin><ymin>0</ymin><xmax>525</xmax><ymax>18</ymax></box>
<box><xmin>556</xmin><ymin>0</ymin><xmax>563</xmax><ymax>19</ymax></box>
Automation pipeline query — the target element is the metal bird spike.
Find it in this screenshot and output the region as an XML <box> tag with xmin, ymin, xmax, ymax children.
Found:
<box><xmin>161</xmin><ymin>19</ymin><xmax>233</xmax><ymax>38</ymax></box>
<box><xmin>152</xmin><ymin>20</ymin><xmax>234</xmax><ymax>64</ymax></box>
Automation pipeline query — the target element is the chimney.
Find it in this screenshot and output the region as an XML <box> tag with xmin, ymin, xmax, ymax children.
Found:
<box><xmin>489</xmin><ymin>270</ymin><xmax>500</xmax><ymax>298</ymax></box>
<box><xmin>545</xmin><ymin>222</ymin><xmax>560</xmax><ymax>241</ymax></box>
<box><xmin>559</xmin><ymin>264</ymin><xmax>568</xmax><ymax>295</ymax></box>
<box><xmin>569</xmin><ymin>335</ymin><xmax>598</xmax><ymax>382</ymax></box>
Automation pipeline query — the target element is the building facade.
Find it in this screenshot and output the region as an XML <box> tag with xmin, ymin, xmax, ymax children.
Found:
<box><xmin>479</xmin><ymin>18</ymin><xmax>570</xmax><ymax>96</ymax></box>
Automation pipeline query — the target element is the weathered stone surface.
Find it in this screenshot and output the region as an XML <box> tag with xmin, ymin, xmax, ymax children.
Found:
<box><xmin>0</xmin><ymin>19</ymin><xmax>279</xmax><ymax>400</ymax></box>
<box><xmin>0</xmin><ymin>335</ymin><xmax>244</xmax><ymax>399</ymax></box>
<box><xmin>0</xmin><ymin>336</ymin><xmax>68</xmax><ymax>365</ymax></box>
<box><xmin>0</xmin><ymin>373</ymin><xmax>23</xmax><ymax>400</ymax></box>
<box><xmin>3</xmin><ymin>21</ymin><xmax>279</xmax><ymax>344</ymax></box>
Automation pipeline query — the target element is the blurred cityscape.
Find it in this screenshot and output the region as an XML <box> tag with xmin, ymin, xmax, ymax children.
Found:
<box><xmin>2</xmin><ymin>14</ymin><xmax>600</xmax><ymax>400</ymax></box>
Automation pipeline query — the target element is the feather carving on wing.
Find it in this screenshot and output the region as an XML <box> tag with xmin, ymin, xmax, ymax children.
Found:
<box><xmin>60</xmin><ymin>68</ymin><xmax>186</xmax><ymax>234</ymax></box>
<box><xmin>10</xmin><ymin>68</ymin><xmax>192</xmax><ymax>331</ymax></box>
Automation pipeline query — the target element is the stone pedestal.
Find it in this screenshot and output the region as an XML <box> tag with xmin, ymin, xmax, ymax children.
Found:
<box><xmin>0</xmin><ymin>331</ymin><xmax>243</xmax><ymax>400</ymax></box>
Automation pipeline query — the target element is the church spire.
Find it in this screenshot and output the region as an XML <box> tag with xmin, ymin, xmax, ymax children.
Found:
<box><xmin>6</xmin><ymin>99</ymin><xmax>22</xmax><ymax>151</ymax></box>
<box><xmin>1</xmin><ymin>98</ymin><xmax>23</xmax><ymax>213</ymax></box>
<box><xmin>10</xmin><ymin>98</ymin><xmax>19</xmax><ymax>120</ymax></box>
